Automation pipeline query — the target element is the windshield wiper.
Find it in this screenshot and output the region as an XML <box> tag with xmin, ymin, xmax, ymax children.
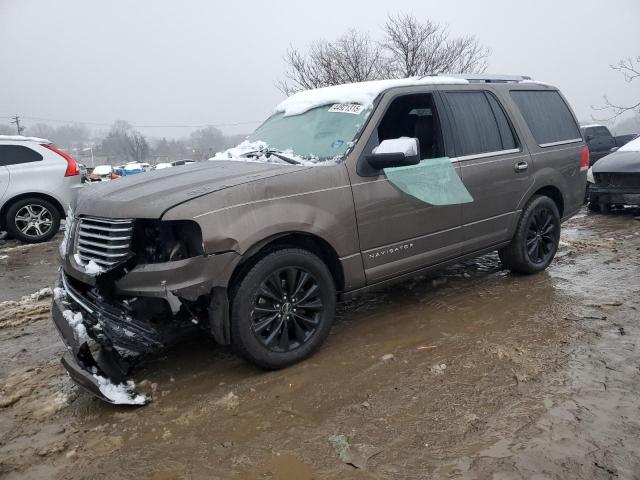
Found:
<box><xmin>241</xmin><ymin>149</ymin><xmax>303</xmax><ymax>165</ymax></box>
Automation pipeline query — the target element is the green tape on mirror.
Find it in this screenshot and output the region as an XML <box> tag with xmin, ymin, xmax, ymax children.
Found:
<box><xmin>383</xmin><ymin>157</ymin><xmax>474</xmax><ymax>205</ymax></box>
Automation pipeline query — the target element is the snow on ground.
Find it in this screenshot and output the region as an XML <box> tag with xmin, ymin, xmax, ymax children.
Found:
<box><xmin>275</xmin><ymin>76</ymin><xmax>468</xmax><ymax>117</ymax></box>
<box><xmin>92</xmin><ymin>375</ymin><xmax>148</xmax><ymax>405</ymax></box>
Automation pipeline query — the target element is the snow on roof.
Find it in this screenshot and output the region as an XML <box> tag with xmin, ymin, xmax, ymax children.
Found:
<box><xmin>618</xmin><ymin>136</ymin><xmax>640</xmax><ymax>152</ymax></box>
<box><xmin>275</xmin><ymin>76</ymin><xmax>469</xmax><ymax>117</ymax></box>
<box><xmin>0</xmin><ymin>135</ymin><xmax>52</xmax><ymax>143</ymax></box>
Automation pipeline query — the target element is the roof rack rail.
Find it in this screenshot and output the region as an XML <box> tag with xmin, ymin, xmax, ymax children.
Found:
<box><xmin>429</xmin><ymin>73</ymin><xmax>533</xmax><ymax>83</ymax></box>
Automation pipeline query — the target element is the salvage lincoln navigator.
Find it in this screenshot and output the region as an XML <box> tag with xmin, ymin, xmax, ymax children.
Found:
<box><xmin>52</xmin><ymin>75</ymin><xmax>587</xmax><ymax>403</ymax></box>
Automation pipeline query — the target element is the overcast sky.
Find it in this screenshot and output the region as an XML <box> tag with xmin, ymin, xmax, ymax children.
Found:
<box><xmin>1</xmin><ymin>0</ymin><xmax>638</xmax><ymax>138</ymax></box>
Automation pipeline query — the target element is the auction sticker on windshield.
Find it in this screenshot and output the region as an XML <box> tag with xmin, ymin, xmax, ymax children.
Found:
<box><xmin>328</xmin><ymin>103</ymin><xmax>365</xmax><ymax>114</ymax></box>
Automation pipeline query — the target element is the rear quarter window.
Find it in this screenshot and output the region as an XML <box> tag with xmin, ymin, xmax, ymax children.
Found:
<box><xmin>510</xmin><ymin>90</ymin><xmax>581</xmax><ymax>146</ymax></box>
<box><xmin>0</xmin><ymin>145</ymin><xmax>44</xmax><ymax>166</ymax></box>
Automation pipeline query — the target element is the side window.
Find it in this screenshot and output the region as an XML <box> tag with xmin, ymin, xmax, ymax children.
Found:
<box><xmin>510</xmin><ymin>90</ymin><xmax>581</xmax><ymax>146</ymax></box>
<box><xmin>377</xmin><ymin>93</ymin><xmax>444</xmax><ymax>160</ymax></box>
<box><xmin>0</xmin><ymin>145</ymin><xmax>44</xmax><ymax>166</ymax></box>
<box><xmin>486</xmin><ymin>93</ymin><xmax>517</xmax><ymax>150</ymax></box>
<box><xmin>443</xmin><ymin>91</ymin><xmax>508</xmax><ymax>157</ymax></box>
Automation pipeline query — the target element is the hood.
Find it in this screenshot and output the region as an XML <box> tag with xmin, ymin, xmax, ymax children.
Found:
<box><xmin>74</xmin><ymin>160</ymin><xmax>309</xmax><ymax>219</ymax></box>
<box><xmin>592</xmin><ymin>151</ymin><xmax>640</xmax><ymax>174</ymax></box>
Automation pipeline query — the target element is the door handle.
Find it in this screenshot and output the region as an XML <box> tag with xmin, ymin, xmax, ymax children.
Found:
<box><xmin>514</xmin><ymin>161</ymin><xmax>528</xmax><ymax>172</ymax></box>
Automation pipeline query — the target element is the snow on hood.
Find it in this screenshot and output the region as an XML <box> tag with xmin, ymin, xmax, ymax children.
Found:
<box><xmin>275</xmin><ymin>76</ymin><xmax>468</xmax><ymax>117</ymax></box>
<box><xmin>211</xmin><ymin>140</ymin><xmax>329</xmax><ymax>166</ymax></box>
<box><xmin>619</xmin><ymin>136</ymin><xmax>640</xmax><ymax>152</ymax></box>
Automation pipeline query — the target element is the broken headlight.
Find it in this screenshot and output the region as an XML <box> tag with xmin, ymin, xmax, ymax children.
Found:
<box><xmin>131</xmin><ymin>220</ymin><xmax>204</xmax><ymax>264</ymax></box>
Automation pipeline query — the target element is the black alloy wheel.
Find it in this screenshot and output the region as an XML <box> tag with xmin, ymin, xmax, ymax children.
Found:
<box><xmin>251</xmin><ymin>267</ymin><xmax>324</xmax><ymax>352</ymax></box>
<box><xmin>525</xmin><ymin>207</ymin><xmax>558</xmax><ymax>264</ymax></box>
<box><xmin>230</xmin><ymin>248</ymin><xmax>336</xmax><ymax>369</ymax></box>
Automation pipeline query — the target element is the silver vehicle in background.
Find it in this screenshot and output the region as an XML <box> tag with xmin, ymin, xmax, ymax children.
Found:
<box><xmin>0</xmin><ymin>135</ymin><xmax>83</xmax><ymax>243</ymax></box>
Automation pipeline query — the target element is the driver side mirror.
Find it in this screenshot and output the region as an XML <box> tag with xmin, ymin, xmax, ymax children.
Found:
<box><xmin>366</xmin><ymin>138</ymin><xmax>420</xmax><ymax>170</ymax></box>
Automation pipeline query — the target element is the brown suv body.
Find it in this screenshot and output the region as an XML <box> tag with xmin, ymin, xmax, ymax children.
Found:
<box><xmin>52</xmin><ymin>77</ymin><xmax>586</xmax><ymax>403</ymax></box>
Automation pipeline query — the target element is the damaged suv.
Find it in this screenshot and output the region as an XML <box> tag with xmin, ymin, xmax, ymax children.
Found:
<box><xmin>52</xmin><ymin>75</ymin><xmax>587</xmax><ymax>403</ymax></box>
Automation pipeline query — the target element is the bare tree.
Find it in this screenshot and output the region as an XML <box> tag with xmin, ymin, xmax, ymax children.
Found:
<box><xmin>277</xmin><ymin>13</ymin><xmax>491</xmax><ymax>94</ymax></box>
<box><xmin>277</xmin><ymin>30</ymin><xmax>388</xmax><ymax>95</ymax></box>
<box><xmin>382</xmin><ymin>13</ymin><xmax>489</xmax><ymax>77</ymax></box>
<box><xmin>593</xmin><ymin>56</ymin><xmax>640</xmax><ymax>121</ymax></box>
<box><xmin>100</xmin><ymin>120</ymin><xmax>149</xmax><ymax>163</ymax></box>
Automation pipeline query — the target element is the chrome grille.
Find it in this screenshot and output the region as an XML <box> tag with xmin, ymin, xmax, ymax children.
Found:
<box><xmin>75</xmin><ymin>217</ymin><xmax>134</xmax><ymax>268</ymax></box>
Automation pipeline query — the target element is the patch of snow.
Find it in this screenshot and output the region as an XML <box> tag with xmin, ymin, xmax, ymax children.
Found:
<box><xmin>275</xmin><ymin>76</ymin><xmax>468</xmax><ymax>117</ymax></box>
<box><xmin>62</xmin><ymin>309</ymin><xmax>90</xmax><ymax>344</ymax></box>
<box><xmin>212</xmin><ymin>140</ymin><xmax>328</xmax><ymax>166</ymax></box>
<box><xmin>92</xmin><ymin>375</ymin><xmax>148</xmax><ymax>405</ymax></box>
<box><xmin>0</xmin><ymin>134</ymin><xmax>52</xmax><ymax>143</ymax></box>
<box><xmin>373</xmin><ymin>137</ymin><xmax>417</xmax><ymax>156</ymax></box>
<box><xmin>73</xmin><ymin>253</ymin><xmax>105</xmax><ymax>276</ymax></box>
<box><xmin>619</xmin><ymin>136</ymin><xmax>640</xmax><ymax>152</ymax></box>
<box><xmin>0</xmin><ymin>255</ymin><xmax>8</xmax><ymax>260</ymax></box>
<box><xmin>84</xmin><ymin>260</ymin><xmax>104</xmax><ymax>275</ymax></box>
<box><xmin>213</xmin><ymin>140</ymin><xmax>268</xmax><ymax>160</ymax></box>
<box><xmin>519</xmin><ymin>79</ymin><xmax>553</xmax><ymax>87</ymax></box>
<box><xmin>53</xmin><ymin>287</ymin><xmax>67</xmax><ymax>300</ymax></box>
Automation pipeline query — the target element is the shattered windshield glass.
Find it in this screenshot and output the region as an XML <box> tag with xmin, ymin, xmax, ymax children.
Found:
<box><xmin>246</xmin><ymin>103</ymin><xmax>371</xmax><ymax>162</ymax></box>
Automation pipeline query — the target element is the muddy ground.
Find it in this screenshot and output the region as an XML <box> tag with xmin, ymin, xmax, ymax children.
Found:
<box><xmin>1</xmin><ymin>209</ymin><xmax>639</xmax><ymax>480</ymax></box>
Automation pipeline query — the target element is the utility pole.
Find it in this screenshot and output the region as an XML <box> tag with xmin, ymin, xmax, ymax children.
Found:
<box><xmin>10</xmin><ymin>115</ymin><xmax>24</xmax><ymax>135</ymax></box>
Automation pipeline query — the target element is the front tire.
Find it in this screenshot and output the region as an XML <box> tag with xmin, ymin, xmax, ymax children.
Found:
<box><xmin>498</xmin><ymin>195</ymin><xmax>561</xmax><ymax>274</ymax></box>
<box><xmin>5</xmin><ymin>198</ymin><xmax>60</xmax><ymax>244</ymax></box>
<box><xmin>230</xmin><ymin>248</ymin><xmax>336</xmax><ymax>369</ymax></box>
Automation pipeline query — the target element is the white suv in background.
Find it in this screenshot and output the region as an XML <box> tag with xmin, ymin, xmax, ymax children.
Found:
<box><xmin>0</xmin><ymin>135</ymin><xmax>83</xmax><ymax>243</ymax></box>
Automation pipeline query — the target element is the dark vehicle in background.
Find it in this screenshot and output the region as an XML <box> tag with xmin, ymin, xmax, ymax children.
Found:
<box><xmin>51</xmin><ymin>75</ymin><xmax>587</xmax><ymax>403</ymax></box>
<box><xmin>581</xmin><ymin>124</ymin><xmax>639</xmax><ymax>165</ymax></box>
<box><xmin>589</xmin><ymin>137</ymin><xmax>640</xmax><ymax>212</ymax></box>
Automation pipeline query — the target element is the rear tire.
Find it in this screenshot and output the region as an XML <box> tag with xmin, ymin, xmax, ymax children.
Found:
<box><xmin>498</xmin><ymin>195</ymin><xmax>561</xmax><ymax>274</ymax></box>
<box><xmin>5</xmin><ymin>198</ymin><xmax>60</xmax><ymax>244</ymax></box>
<box><xmin>230</xmin><ymin>248</ymin><xmax>336</xmax><ymax>369</ymax></box>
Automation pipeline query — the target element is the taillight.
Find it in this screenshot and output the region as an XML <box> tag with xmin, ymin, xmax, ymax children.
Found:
<box><xmin>42</xmin><ymin>144</ymin><xmax>79</xmax><ymax>177</ymax></box>
<box><xmin>580</xmin><ymin>146</ymin><xmax>590</xmax><ymax>171</ymax></box>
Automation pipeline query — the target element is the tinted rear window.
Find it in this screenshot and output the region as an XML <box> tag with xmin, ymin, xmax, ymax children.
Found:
<box><xmin>0</xmin><ymin>145</ymin><xmax>44</xmax><ymax>166</ymax></box>
<box><xmin>444</xmin><ymin>91</ymin><xmax>516</xmax><ymax>156</ymax></box>
<box><xmin>586</xmin><ymin>126</ymin><xmax>610</xmax><ymax>138</ymax></box>
<box><xmin>510</xmin><ymin>90</ymin><xmax>581</xmax><ymax>145</ymax></box>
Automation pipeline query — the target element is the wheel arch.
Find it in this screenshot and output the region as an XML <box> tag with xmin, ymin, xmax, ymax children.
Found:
<box><xmin>532</xmin><ymin>185</ymin><xmax>564</xmax><ymax>217</ymax></box>
<box><xmin>0</xmin><ymin>192</ymin><xmax>65</xmax><ymax>230</ymax></box>
<box><xmin>229</xmin><ymin>231</ymin><xmax>345</xmax><ymax>295</ymax></box>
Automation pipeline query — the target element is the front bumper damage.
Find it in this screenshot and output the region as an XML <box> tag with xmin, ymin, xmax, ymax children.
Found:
<box><xmin>52</xmin><ymin>271</ymin><xmax>155</xmax><ymax>404</ymax></box>
<box><xmin>52</xmin><ymin>246</ymin><xmax>241</xmax><ymax>404</ymax></box>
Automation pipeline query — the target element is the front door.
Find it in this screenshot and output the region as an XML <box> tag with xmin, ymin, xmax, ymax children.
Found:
<box><xmin>345</xmin><ymin>89</ymin><xmax>464</xmax><ymax>284</ymax></box>
<box><xmin>439</xmin><ymin>88</ymin><xmax>532</xmax><ymax>253</ymax></box>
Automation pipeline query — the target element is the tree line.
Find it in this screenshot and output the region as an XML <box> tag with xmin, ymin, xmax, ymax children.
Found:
<box><xmin>0</xmin><ymin>120</ymin><xmax>245</xmax><ymax>164</ymax></box>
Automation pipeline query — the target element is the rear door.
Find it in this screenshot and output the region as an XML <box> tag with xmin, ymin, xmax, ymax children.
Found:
<box><xmin>439</xmin><ymin>88</ymin><xmax>532</xmax><ymax>253</ymax></box>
